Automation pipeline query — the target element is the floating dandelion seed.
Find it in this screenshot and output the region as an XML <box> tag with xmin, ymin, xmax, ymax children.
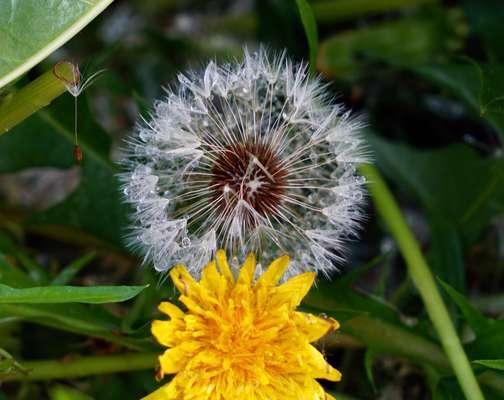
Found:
<box><xmin>122</xmin><ymin>48</ymin><xmax>368</xmax><ymax>277</ymax></box>
<box><xmin>53</xmin><ymin>61</ymin><xmax>106</xmax><ymax>164</ymax></box>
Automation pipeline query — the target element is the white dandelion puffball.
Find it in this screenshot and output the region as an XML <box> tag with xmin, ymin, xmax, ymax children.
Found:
<box><xmin>122</xmin><ymin>48</ymin><xmax>368</xmax><ymax>277</ymax></box>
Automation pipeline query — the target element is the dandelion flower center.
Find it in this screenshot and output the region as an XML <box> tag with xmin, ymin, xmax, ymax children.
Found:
<box><xmin>143</xmin><ymin>250</ymin><xmax>341</xmax><ymax>400</ymax></box>
<box><xmin>209</xmin><ymin>142</ymin><xmax>287</xmax><ymax>221</ymax></box>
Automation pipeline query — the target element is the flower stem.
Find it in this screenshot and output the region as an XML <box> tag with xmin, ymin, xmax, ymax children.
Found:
<box><xmin>359</xmin><ymin>164</ymin><xmax>484</xmax><ymax>400</ymax></box>
<box><xmin>2</xmin><ymin>352</ymin><xmax>158</xmax><ymax>382</ymax></box>
<box><xmin>0</xmin><ymin>63</ymin><xmax>72</xmax><ymax>135</ymax></box>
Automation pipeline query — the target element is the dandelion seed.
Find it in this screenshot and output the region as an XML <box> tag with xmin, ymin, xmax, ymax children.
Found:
<box><xmin>53</xmin><ymin>61</ymin><xmax>106</xmax><ymax>164</ymax></box>
<box><xmin>143</xmin><ymin>250</ymin><xmax>341</xmax><ymax>400</ymax></box>
<box><xmin>121</xmin><ymin>48</ymin><xmax>368</xmax><ymax>277</ymax></box>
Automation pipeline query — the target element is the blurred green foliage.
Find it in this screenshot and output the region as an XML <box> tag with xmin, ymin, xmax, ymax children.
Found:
<box><xmin>0</xmin><ymin>0</ymin><xmax>503</xmax><ymax>399</ymax></box>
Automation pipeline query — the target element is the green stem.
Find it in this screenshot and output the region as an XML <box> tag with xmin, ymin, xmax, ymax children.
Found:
<box><xmin>3</xmin><ymin>352</ymin><xmax>157</xmax><ymax>382</ymax></box>
<box><xmin>0</xmin><ymin>64</ymin><xmax>72</xmax><ymax>135</ymax></box>
<box><xmin>360</xmin><ymin>164</ymin><xmax>484</xmax><ymax>400</ymax></box>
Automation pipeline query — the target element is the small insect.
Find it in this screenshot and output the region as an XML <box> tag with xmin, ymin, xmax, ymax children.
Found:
<box><xmin>53</xmin><ymin>61</ymin><xmax>105</xmax><ymax>164</ymax></box>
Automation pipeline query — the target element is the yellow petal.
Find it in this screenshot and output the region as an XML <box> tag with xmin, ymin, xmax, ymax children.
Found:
<box><xmin>141</xmin><ymin>381</ymin><xmax>178</xmax><ymax>400</ymax></box>
<box><xmin>255</xmin><ymin>254</ymin><xmax>289</xmax><ymax>288</ymax></box>
<box><xmin>170</xmin><ymin>265</ymin><xmax>198</xmax><ymax>296</ymax></box>
<box><xmin>215</xmin><ymin>249</ymin><xmax>234</xmax><ymax>283</ymax></box>
<box><xmin>151</xmin><ymin>320</ymin><xmax>182</xmax><ymax>347</ymax></box>
<box><xmin>325</xmin><ymin>393</ymin><xmax>336</xmax><ymax>400</ymax></box>
<box><xmin>305</xmin><ymin>344</ymin><xmax>342</xmax><ymax>381</ymax></box>
<box><xmin>272</xmin><ymin>272</ymin><xmax>315</xmax><ymax>309</ymax></box>
<box><xmin>158</xmin><ymin>346</ymin><xmax>187</xmax><ymax>374</ymax></box>
<box><xmin>158</xmin><ymin>302</ymin><xmax>184</xmax><ymax>319</ymax></box>
<box><xmin>293</xmin><ymin>311</ymin><xmax>339</xmax><ymax>342</ymax></box>
<box><xmin>237</xmin><ymin>253</ymin><xmax>256</xmax><ymax>285</ymax></box>
<box><xmin>201</xmin><ymin>260</ymin><xmax>227</xmax><ymax>297</ymax></box>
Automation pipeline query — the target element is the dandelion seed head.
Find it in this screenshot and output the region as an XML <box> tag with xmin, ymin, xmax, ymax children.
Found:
<box><xmin>121</xmin><ymin>48</ymin><xmax>368</xmax><ymax>277</ymax></box>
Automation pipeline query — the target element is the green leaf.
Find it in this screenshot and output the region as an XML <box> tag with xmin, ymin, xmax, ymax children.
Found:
<box><xmin>473</xmin><ymin>360</ymin><xmax>504</xmax><ymax>372</ymax></box>
<box><xmin>428</xmin><ymin>219</ymin><xmax>465</xmax><ymax>295</ymax></box>
<box><xmin>49</xmin><ymin>385</ymin><xmax>93</xmax><ymax>400</ymax></box>
<box><xmin>0</xmin><ymin>283</ymin><xmax>147</xmax><ymax>304</ymax></box>
<box><xmin>466</xmin><ymin>324</ymin><xmax>504</xmax><ymax>360</ymax></box>
<box><xmin>0</xmin><ymin>94</ymin><xmax>129</xmax><ymax>249</ymax></box>
<box><xmin>364</xmin><ymin>349</ymin><xmax>378</xmax><ymax>392</ymax></box>
<box><xmin>0</xmin><ymin>254</ymin><xmax>35</xmax><ymax>288</ymax></box>
<box><xmin>0</xmin><ymin>0</ymin><xmax>114</xmax><ymax>89</ymax></box>
<box><xmin>440</xmin><ymin>281</ymin><xmax>504</xmax><ymax>360</ymax></box>
<box><xmin>294</xmin><ymin>0</ymin><xmax>318</xmax><ymax>72</ymax></box>
<box><xmin>415</xmin><ymin>62</ymin><xmax>504</xmax><ymax>141</ymax></box>
<box><xmin>318</xmin><ymin>13</ymin><xmax>461</xmax><ymax>79</ymax></box>
<box><xmin>438</xmin><ymin>279</ymin><xmax>489</xmax><ymax>335</ymax></box>
<box><xmin>368</xmin><ymin>133</ymin><xmax>504</xmax><ymax>241</ymax></box>
<box><xmin>0</xmin><ymin>303</ymin><xmax>154</xmax><ymax>351</ymax></box>
<box><xmin>305</xmin><ymin>274</ymin><xmax>400</xmax><ymax>324</ymax></box>
<box><xmin>51</xmin><ymin>252</ymin><xmax>96</xmax><ymax>286</ymax></box>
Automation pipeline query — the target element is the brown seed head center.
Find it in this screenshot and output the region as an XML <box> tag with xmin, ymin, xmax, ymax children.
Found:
<box><xmin>211</xmin><ymin>142</ymin><xmax>286</xmax><ymax>217</ymax></box>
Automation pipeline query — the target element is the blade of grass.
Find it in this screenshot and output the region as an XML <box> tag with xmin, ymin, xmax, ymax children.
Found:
<box><xmin>51</xmin><ymin>252</ymin><xmax>96</xmax><ymax>286</ymax></box>
<box><xmin>294</xmin><ymin>0</ymin><xmax>318</xmax><ymax>73</ymax></box>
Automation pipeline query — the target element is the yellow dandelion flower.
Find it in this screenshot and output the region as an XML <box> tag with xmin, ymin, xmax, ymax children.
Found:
<box><xmin>143</xmin><ymin>250</ymin><xmax>341</xmax><ymax>400</ymax></box>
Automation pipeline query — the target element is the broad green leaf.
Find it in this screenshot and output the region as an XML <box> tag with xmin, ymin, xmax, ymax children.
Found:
<box><xmin>473</xmin><ymin>360</ymin><xmax>504</xmax><ymax>372</ymax></box>
<box><xmin>438</xmin><ymin>279</ymin><xmax>489</xmax><ymax>335</ymax></box>
<box><xmin>294</xmin><ymin>0</ymin><xmax>318</xmax><ymax>72</ymax></box>
<box><xmin>466</xmin><ymin>324</ymin><xmax>504</xmax><ymax>360</ymax></box>
<box><xmin>318</xmin><ymin>14</ymin><xmax>461</xmax><ymax>79</ymax></box>
<box><xmin>416</xmin><ymin>62</ymin><xmax>504</xmax><ymax>141</ymax></box>
<box><xmin>51</xmin><ymin>252</ymin><xmax>96</xmax><ymax>286</ymax></box>
<box><xmin>0</xmin><ymin>94</ymin><xmax>128</xmax><ymax>248</ymax></box>
<box><xmin>304</xmin><ymin>255</ymin><xmax>397</xmax><ymax>323</ymax></box>
<box><xmin>305</xmin><ymin>275</ymin><xmax>400</xmax><ymax>324</ymax></box>
<box><xmin>440</xmin><ymin>281</ymin><xmax>504</xmax><ymax>360</ymax></box>
<box><xmin>368</xmin><ymin>133</ymin><xmax>504</xmax><ymax>241</ymax></box>
<box><xmin>428</xmin><ymin>220</ymin><xmax>465</xmax><ymax>292</ymax></box>
<box><xmin>0</xmin><ymin>283</ymin><xmax>147</xmax><ymax>304</ymax></box>
<box><xmin>0</xmin><ymin>0</ymin><xmax>114</xmax><ymax>89</ymax></box>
